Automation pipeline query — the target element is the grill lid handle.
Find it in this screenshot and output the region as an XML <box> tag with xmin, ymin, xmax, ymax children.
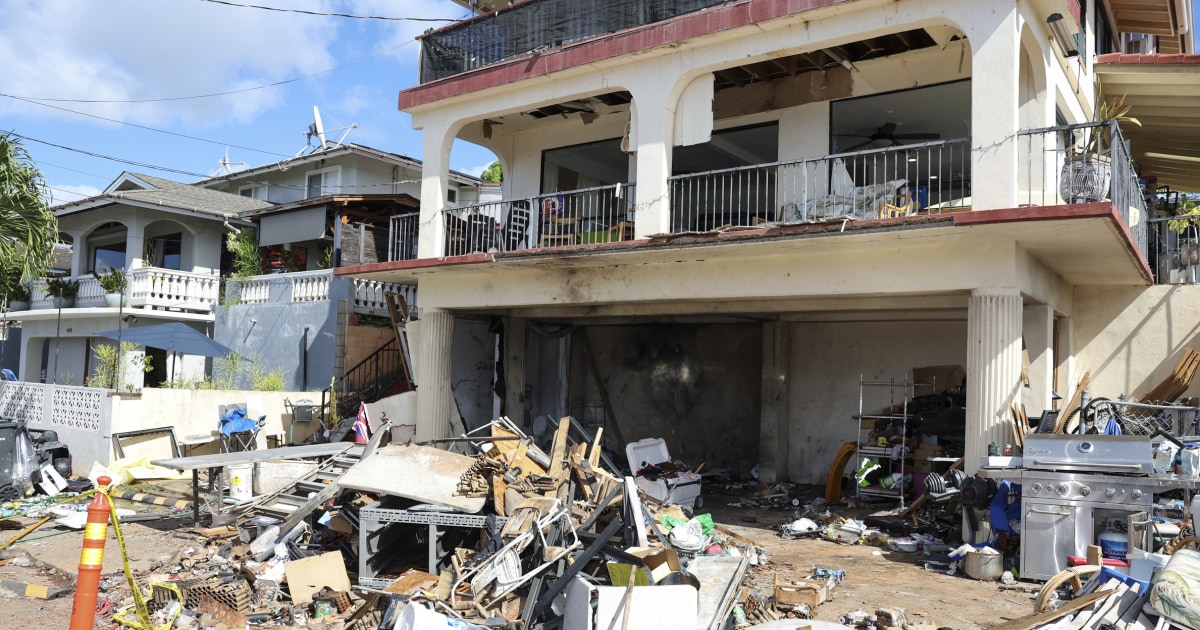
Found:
<box><xmin>1031</xmin><ymin>460</ymin><xmax>1144</xmax><ymax>471</ymax></box>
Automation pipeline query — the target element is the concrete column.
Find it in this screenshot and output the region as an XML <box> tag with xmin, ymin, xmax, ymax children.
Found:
<box><xmin>968</xmin><ymin>4</ymin><xmax>1021</xmax><ymax>210</ymax></box>
<box><xmin>758</xmin><ymin>322</ymin><xmax>791</xmax><ymax>483</ymax></box>
<box><xmin>1022</xmin><ymin>303</ymin><xmax>1054</xmax><ymax>416</ymax></box>
<box><xmin>628</xmin><ymin>86</ymin><xmax>674</xmax><ymax>237</ymax></box>
<box><xmin>416</xmin><ymin>119</ymin><xmax>454</xmax><ymax>259</ymax></box>
<box><xmin>125</xmin><ymin>216</ymin><xmax>145</xmax><ymax>270</ymax></box>
<box><xmin>413</xmin><ymin>309</ymin><xmax>455</xmax><ymax>441</ymax></box>
<box><xmin>965</xmin><ymin>288</ymin><xmax>1023</xmax><ymax>474</ymax></box>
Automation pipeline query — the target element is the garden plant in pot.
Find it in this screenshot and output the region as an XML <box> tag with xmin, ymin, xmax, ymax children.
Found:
<box><xmin>45</xmin><ymin>275</ymin><xmax>80</xmax><ymax>309</ymax></box>
<box><xmin>1060</xmin><ymin>89</ymin><xmax>1140</xmax><ymax>204</ymax></box>
<box><xmin>93</xmin><ymin>268</ymin><xmax>127</xmax><ymax>307</ymax></box>
<box><xmin>4</xmin><ymin>282</ymin><xmax>30</xmax><ymax>311</ymax></box>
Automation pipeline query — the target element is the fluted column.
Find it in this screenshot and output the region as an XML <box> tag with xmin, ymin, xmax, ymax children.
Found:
<box><xmin>965</xmin><ymin>288</ymin><xmax>1023</xmax><ymax>474</ymax></box>
<box><xmin>413</xmin><ymin>309</ymin><xmax>454</xmax><ymax>442</ymax></box>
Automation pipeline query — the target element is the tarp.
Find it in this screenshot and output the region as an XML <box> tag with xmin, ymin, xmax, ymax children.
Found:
<box><xmin>95</xmin><ymin>322</ymin><xmax>232</xmax><ymax>358</ymax></box>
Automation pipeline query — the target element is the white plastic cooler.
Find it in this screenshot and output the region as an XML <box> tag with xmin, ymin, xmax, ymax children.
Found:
<box><xmin>625</xmin><ymin>438</ymin><xmax>702</xmax><ymax>508</ymax></box>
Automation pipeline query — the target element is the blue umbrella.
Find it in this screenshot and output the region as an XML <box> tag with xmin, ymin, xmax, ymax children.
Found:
<box><xmin>94</xmin><ymin>322</ymin><xmax>232</xmax><ymax>358</ymax></box>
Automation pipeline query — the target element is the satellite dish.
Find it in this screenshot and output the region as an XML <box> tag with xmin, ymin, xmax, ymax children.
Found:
<box><xmin>312</xmin><ymin>106</ymin><xmax>328</xmax><ymax>151</ymax></box>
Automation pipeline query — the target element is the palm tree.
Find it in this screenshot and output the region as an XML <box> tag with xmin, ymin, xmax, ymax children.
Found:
<box><xmin>0</xmin><ymin>132</ymin><xmax>57</xmax><ymax>284</ymax></box>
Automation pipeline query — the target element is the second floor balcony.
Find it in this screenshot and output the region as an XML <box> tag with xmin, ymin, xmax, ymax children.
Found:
<box><xmin>390</xmin><ymin>121</ymin><xmax>1152</xmax><ymax>269</ymax></box>
<box><xmin>226</xmin><ymin>269</ymin><xmax>418</xmax><ymax>317</ymax></box>
<box><xmin>17</xmin><ymin>267</ymin><xmax>220</xmax><ymax>316</ymax></box>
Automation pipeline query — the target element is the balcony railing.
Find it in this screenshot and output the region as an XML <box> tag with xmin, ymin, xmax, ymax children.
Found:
<box><xmin>30</xmin><ymin>268</ymin><xmax>219</xmax><ymax>313</ymax></box>
<box><xmin>1017</xmin><ymin>121</ymin><xmax>1149</xmax><ymax>260</ymax></box>
<box><xmin>431</xmin><ymin>183</ymin><xmax>637</xmax><ymax>257</ymax></box>
<box><xmin>228</xmin><ymin>270</ymin><xmax>416</xmax><ymax>316</ymax></box>
<box><xmin>669</xmin><ymin>138</ymin><xmax>971</xmax><ymax>232</ymax></box>
<box><xmin>420</xmin><ymin>0</ymin><xmax>726</xmax><ymax>83</ymax></box>
<box><xmin>388</xmin><ymin>212</ymin><xmax>419</xmax><ymax>262</ymax></box>
<box><xmin>1149</xmin><ymin>215</ymin><xmax>1200</xmax><ymax>285</ymax></box>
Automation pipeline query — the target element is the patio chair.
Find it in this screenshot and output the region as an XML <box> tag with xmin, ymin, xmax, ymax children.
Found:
<box><xmin>217</xmin><ymin>403</ymin><xmax>266</xmax><ymax>452</ymax></box>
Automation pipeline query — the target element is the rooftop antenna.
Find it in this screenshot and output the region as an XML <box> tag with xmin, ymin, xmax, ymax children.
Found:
<box><xmin>292</xmin><ymin>106</ymin><xmax>358</xmax><ymax>160</ymax></box>
<box><xmin>213</xmin><ymin>147</ymin><xmax>247</xmax><ymax>176</ymax></box>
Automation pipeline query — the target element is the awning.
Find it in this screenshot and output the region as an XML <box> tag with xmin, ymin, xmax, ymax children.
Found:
<box><xmin>1106</xmin><ymin>0</ymin><xmax>1192</xmax><ymax>54</ymax></box>
<box><xmin>1098</xmin><ymin>53</ymin><xmax>1200</xmax><ymax>192</ymax></box>
<box><xmin>259</xmin><ymin>206</ymin><xmax>327</xmax><ymax>247</ymax></box>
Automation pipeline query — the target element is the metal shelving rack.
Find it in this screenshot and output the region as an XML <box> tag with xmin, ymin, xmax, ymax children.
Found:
<box><xmin>854</xmin><ymin>375</ymin><xmax>933</xmax><ymax>509</ymax></box>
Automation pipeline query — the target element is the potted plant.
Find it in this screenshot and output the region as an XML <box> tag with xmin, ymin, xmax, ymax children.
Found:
<box><xmin>45</xmin><ymin>276</ymin><xmax>80</xmax><ymax>309</ymax></box>
<box><xmin>5</xmin><ymin>282</ymin><xmax>30</xmax><ymax>311</ymax></box>
<box><xmin>1060</xmin><ymin>89</ymin><xmax>1141</xmax><ymax>204</ymax></box>
<box><xmin>93</xmin><ymin>268</ymin><xmax>127</xmax><ymax>307</ymax></box>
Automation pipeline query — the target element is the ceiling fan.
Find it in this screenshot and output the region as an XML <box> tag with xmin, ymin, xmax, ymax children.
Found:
<box><xmin>840</xmin><ymin>122</ymin><xmax>940</xmax><ymax>151</ymax></box>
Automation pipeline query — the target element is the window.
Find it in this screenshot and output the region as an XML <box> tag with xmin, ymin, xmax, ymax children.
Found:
<box><xmin>88</xmin><ymin>221</ymin><xmax>127</xmax><ymax>272</ymax></box>
<box><xmin>239</xmin><ymin>183</ymin><xmax>268</xmax><ymax>200</ymax></box>
<box><xmin>541</xmin><ymin>138</ymin><xmax>628</xmax><ymax>193</ymax></box>
<box><xmin>145</xmin><ymin>233</ymin><xmax>182</xmax><ymax>270</ymax></box>
<box><xmin>305</xmin><ymin>166</ymin><xmax>341</xmax><ymax>198</ymax></box>
<box><xmin>447</xmin><ymin>189</ymin><xmax>458</xmax><ymax>203</ymax></box>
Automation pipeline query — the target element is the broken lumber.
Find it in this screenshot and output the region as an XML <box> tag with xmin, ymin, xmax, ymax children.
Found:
<box><xmin>1139</xmin><ymin>348</ymin><xmax>1200</xmax><ymax>403</ymax></box>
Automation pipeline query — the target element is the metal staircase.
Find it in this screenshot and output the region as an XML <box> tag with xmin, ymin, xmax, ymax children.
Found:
<box><xmin>319</xmin><ymin>292</ymin><xmax>416</xmax><ymax>425</ymax></box>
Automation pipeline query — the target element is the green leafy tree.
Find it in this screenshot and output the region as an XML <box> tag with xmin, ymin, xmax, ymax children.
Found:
<box><xmin>226</xmin><ymin>227</ymin><xmax>261</xmax><ymax>278</ymax></box>
<box><xmin>0</xmin><ymin>132</ymin><xmax>58</xmax><ymax>284</ymax></box>
<box><xmin>481</xmin><ymin>161</ymin><xmax>503</xmax><ymax>183</ymax></box>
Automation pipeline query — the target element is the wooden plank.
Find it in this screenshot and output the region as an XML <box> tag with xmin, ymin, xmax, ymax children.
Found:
<box><xmin>984</xmin><ymin>589</ymin><xmax>1113</xmax><ymax>630</ymax></box>
<box><xmin>548</xmin><ymin>417</ymin><xmax>572</xmax><ymax>501</ymax></box>
<box><xmin>588</xmin><ymin>428</ymin><xmax>604</xmax><ymax>468</ymax></box>
<box><xmin>1055</xmin><ymin>371</ymin><xmax>1091</xmax><ymax>433</ymax></box>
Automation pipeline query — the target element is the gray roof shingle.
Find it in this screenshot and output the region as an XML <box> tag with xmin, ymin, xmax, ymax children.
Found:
<box><xmin>110</xmin><ymin>173</ymin><xmax>272</xmax><ymax>217</ymax></box>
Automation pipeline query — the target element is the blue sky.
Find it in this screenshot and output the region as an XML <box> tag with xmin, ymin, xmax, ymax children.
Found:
<box><xmin>0</xmin><ymin>0</ymin><xmax>495</xmax><ymax>204</ymax></box>
<box><xmin>3</xmin><ymin>1</ymin><xmax>1199</xmax><ymax>205</ymax></box>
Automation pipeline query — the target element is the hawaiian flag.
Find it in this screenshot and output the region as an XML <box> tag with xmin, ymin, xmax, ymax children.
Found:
<box><xmin>353</xmin><ymin>403</ymin><xmax>371</xmax><ymax>444</ymax></box>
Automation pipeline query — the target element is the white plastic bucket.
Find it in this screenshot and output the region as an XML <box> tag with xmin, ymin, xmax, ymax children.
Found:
<box><xmin>228</xmin><ymin>463</ymin><xmax>254</xmax><ymax>502</ymax></box>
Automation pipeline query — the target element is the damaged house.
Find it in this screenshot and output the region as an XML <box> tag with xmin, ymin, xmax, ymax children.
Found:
<box><xmin>339</xmin><ymin>0</ymin><xmax>1200</xmax><ymax>486</ymax></box>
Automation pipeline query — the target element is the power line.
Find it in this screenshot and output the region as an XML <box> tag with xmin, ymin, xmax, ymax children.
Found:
<box><xmin>9</xmin><ymin>132</ymin><xmax>212</xmax><ymax>179</ymax></box>
<box><xmin>1</xmin><ymin>94</ymin><xmax>291</xmax><ymax>158</ymax></box>
<box><xmin>6</xmin><ymin>40</ymin><xmax>412</xmax><ymax>103</ymax></box>
<box><xmin>197</xmin><ymin>0</ymin><xmax>457</xmax><ymax>21</ymax></box>
<box><xmin>35</xmin><ymin>160</ymin><xmax>109</xmax><ymax>180</ymax></box>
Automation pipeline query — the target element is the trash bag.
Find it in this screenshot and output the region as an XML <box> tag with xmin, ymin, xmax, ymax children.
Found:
<box><xmin>12</xmin><ymin>428</ymin><xmax>39</xmax><ymax>495</ymax></box>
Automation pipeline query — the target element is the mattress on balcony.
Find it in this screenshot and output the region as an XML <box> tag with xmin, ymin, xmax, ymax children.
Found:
<box><xmin>782</xmin><ymin>179</ymin><xmax>908</xmax><ymax>222</ymax></box>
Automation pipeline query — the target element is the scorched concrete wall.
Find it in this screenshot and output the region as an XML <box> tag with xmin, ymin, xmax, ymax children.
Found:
<box><xmin>789</xmin><ymin>320</ymin><xmax>969</xmax><ymax>483</ymax></box>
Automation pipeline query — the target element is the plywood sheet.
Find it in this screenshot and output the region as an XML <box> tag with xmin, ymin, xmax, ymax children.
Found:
<box><xmin>337</xmin><ymin>443</ymin><xmax>486</xmax><ymax>513</ymax></box>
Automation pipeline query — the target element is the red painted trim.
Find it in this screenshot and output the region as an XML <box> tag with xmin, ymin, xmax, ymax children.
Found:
<box><xmin>401</xmin><ymin>0</ymin><xmax>843</xmax><ymax>109</ymax></box>
<box><xmin>334</xmin><ymin>253</ymin><xmax>493</xmax><ymax>276</ymax></box>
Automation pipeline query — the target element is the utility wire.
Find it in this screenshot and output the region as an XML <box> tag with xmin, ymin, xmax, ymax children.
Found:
<box><xmin>1</xmin><ymin>94</ymin><xmax>291</xmax><ymax>158</ymax></box>
<box><xmin>9</xmin><ymin>131</ymin><xmax>212</xmax><ymax>179</ymax></box>
<box><xmin>6</xmin><ymin>40</ymin><xmax>412</xmax><ymax>103</ymax></box>
<box><xmin>197</xmin><ymin>0</ymin><xmax>457</xmax><ymax>21</ymax></box>
<box><xmin>196</xmin><ymin>0</ymin><xmax>458</xmax><ymax>21</ymax></box>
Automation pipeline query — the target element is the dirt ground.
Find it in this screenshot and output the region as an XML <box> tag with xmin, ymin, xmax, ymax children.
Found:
<box><xmin>0</xmin><ymin>480</ymin><xmax>1039</xmax><ymax>629</ymax></box>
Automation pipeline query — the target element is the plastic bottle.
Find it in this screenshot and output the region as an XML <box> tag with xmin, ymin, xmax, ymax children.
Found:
<box><xmin>1191</xmin><ymin>494</ymin><xmax>1200</xmax><ymax>526</ymax></box>
<box><xmin>248</xmin><ymin>525</ymin><xmax>280</xmax><ymax>557</ymax></box>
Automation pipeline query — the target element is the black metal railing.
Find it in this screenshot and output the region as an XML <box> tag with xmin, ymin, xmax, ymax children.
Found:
<box><xmin>388</xmin><ymin>212</ymin><xmax>420</xmax><ymax>261</ymax></box>
<box><xmin>1149</xmin><ymin>214</ymin><xmax>1200</xmax><ymax>285</ymax></box>
<box><xmin>420</xmin><ymin>0</ymin><xmax>728</xmax><ymax>83</ymax></box>
<box><xmin>668</xmin><ymin>138</ymin><xmax>971</xmax><ymax>232</ymax></box>
<box><xmin>320</xmin><ymin>337</ymin><xmax>408</xmax><ymax>424</ymax></box>
<box><xmin>437</xmin><ymin>183</ymin><xmax>636</xmax><ymax>256</ymax></box>
<box><xmin>1016</xmin><ymin>120</ymin><xmax>1149</xmax><ymax>260</ymax></box>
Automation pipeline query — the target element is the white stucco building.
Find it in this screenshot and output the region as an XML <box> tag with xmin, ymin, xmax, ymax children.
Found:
<box><xmin>338</xmin><ymin>0</ymin><xmax>1199</xmax><ymax>484</ymax></box>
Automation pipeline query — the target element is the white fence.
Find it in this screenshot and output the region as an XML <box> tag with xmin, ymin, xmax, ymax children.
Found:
<box><xmin>0</xmin><ymin>382</ymin><xmax>112</xmax><ymax>473</ymax></box>
<box><xmin>230</xmin><ymin>270</ymin><xmax>416</xmax><ymax>316</ymax></box>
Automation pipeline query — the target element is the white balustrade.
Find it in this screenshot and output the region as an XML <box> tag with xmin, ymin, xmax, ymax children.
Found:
<box><xmin>231</xmin><ymin>277</ymin><xmax>272</xmax><ymax>304</ymax></box>
<box><xmin>352</xmin><ymin>279</ymin><xmax>417</xmax><ymax>317</ymax></box>
<box><xmin>128</xmin><ymin>267</ymin><xmax>219</xmax><ymax>312</ymax></box>
<box><xmin>289</xmin><ymin>270</ymin><xmax>332</xmax><ymax>302</ymax></box>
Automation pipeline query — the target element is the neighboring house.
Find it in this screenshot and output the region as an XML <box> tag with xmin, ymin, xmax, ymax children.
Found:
<box><xmin>8</xmin><ymin>144</ymin><xmax>482</xmax><ymax>394</ymax></box>
<box><xmin>338</xmin><ymin>0</ymin><xmax>1200</xmax><ymax>485</ymax></box>
<box><xmin>10</xmin><ymin>172</ymin><xmax>268</xmax><ymax>388</ymax></box>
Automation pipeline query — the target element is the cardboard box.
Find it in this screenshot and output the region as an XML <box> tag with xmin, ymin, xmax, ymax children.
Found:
<box><xmin>913</xmin><ymin>459</ymin><xmax>934</xmax><ymax>474</ymax></box>
<box><xmin>774</xmin><ymin>575</ymin><xmax>828</xmax><ymax>609</ymax></box>
<box><xmin>609</xmin><ymin>547</ymin><xmax>682</xmax><ymax>585</ymax></box>
<box><xmin>913</xmin><ymin>365</ymin><xmax>966</xmax><ymax>396</ymax></box>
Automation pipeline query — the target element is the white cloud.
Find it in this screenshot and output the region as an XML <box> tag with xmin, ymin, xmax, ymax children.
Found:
<box><xmin>47</xmin><ymin>183</ymin><xmax>103</xmax><ymax>205</ymax></box>
<box><xmin>460</xmin><ymin>162</ymin><xmax>494</xmax><ymax>177</ymax></box>
<box><xmin>0</xmin><ymin>0</ymin><xmax>345</xmax><ymax>127</ymax></box>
